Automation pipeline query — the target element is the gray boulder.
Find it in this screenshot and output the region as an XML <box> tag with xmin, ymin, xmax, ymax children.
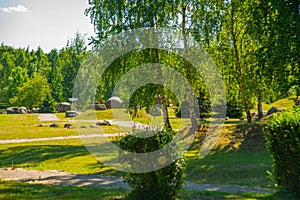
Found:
<box><xmin>267</xmin><ymin>106</ymin><xmax>283</xmax><ymax>115</ymax></box>
<box><xmin>56</xmin><ymin>102</ymin><xmax>71</xmax><ymax>112</ymax></box>
<box><xmin>105</xmin><ymin>96</ymin><xmax>123</xmax><ymax>109</ymax></box>
<box><xmin>6</xmin><ymin>107</ymin><xmax>19</xmax><ymax>114</ymax></box>
<box><xmin>96</xmin><ymin>120</ymin><xmax>111</xmax><ymax>126</ymax></box>
<box><xmin>90</xmin><ymin>104</ymin><xmax>107</xmax><ymax>110</ymax></box>
<box><xmin>50</xmin><ymin>123</ymin><xmax>59</xmax><ymax>127</ymax></box>
<box><xmin>18</xmin><ymin>107</ymin><xmax>27</xmax><ymax>114</ymax></box>
<box><xmin>65</xmin><ymin>111</ymin><xmax>79</xmax><ymax>118</ymax></box>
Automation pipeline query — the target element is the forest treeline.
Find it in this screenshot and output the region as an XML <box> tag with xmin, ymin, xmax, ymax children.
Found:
<box><xmin>0</xmin><ymin>33</ymin><xmax>88</xmax><ymax>112</ymax></box>
<box><xmin>0</xmin><ymin>0</ymin><xmax>299</xmax><ymax>123</ymax></box>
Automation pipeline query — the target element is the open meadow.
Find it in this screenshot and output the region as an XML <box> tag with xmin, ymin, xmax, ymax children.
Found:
<box><xmin>0</xmin><ymin>98</ymin><xmax>298</xmax><ymax>199</ymax></box>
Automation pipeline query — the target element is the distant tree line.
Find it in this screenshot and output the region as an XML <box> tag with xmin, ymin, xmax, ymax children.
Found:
<box><xmin>0</xmin><ymin>33</ymin><xmax>88</xmax><ymax>111</ymax></box>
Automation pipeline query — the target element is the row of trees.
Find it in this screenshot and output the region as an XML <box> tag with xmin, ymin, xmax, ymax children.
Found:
<box><xmin>86</xmin><ymin>0</ymin><xmax>299</xmax><ymax>123</ymax></box>
<box><xmin>0</xmin><ymin>0</ymin><xmax>298</xmax><ymax>122</ymax></box>
<box><xmin>0</xmin><ymin>33</ymin><xmax>88</xmax><ymax>110</ymax></box>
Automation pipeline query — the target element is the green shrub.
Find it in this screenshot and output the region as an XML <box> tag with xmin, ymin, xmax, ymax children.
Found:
<box><xmin>226</xmin><ymin>101</ymin><xmax>243</xmax><ymax>118</ymax></box>
<box><xmin>119</xmin><ymin>129</ymin><xmax>186</xmax><ymax>200</ymax></box>
<box><xmin>266</xmin><ymin>107</ymin><xmax>300</xmax><ymax>196</ymax></box>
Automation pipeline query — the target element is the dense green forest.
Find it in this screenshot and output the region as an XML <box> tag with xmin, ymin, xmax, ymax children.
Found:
<box><xmin>0</xmin><ymin>0</ymin><xmax>299</xmax><ymax>123</ymax></box>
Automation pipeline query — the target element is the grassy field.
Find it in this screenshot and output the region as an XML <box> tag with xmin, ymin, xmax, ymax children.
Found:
<box><xmin>0</xmin><ymin>180</ymin><xmax>298</xmax><ymax>200</ymax></box>
<box><xmin>0</xmin><ymin>122</ymin><xmax>273</xmax><ymax>187</ymax></box>
<box><xmin>0</xmin><ymin>98</ymin><xmax>297</xmax><ymax>199</ymax></box>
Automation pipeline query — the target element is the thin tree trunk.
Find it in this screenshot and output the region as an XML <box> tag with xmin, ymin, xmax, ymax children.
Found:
<box><xmin>182</xmin><ymin>3</ymin><xmax>198</xmax><ymax>129</ymax></box>
<box><xmin>230</xmin><ymin>5</ymin><xmax>252</xmax><ymax>123</ymax></box>
<box><xmin>257</xmin><ymin>90</ymin><xmax>263</xmax><ymax>119</ymax></box>
<box><xmin>150</xmin><ymin>20</ymin><xmax>172</xmax><ymax>130</ymax></box>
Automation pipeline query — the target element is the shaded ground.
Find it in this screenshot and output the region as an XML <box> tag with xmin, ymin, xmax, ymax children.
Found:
<box><xmin>0</xmin><ymin>168</ymin><xmax>273</xmax><ymax>194</ymax></box>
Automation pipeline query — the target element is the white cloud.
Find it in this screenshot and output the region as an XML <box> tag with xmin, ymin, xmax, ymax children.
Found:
<box><xmin>0</xmin><ymin>5</ymin><xmax>28</xmax><ymax>13</ymax></box>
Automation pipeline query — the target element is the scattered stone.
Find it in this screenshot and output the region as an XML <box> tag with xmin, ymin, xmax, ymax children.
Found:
<box><xmin>6</xmin><ymin>107</ymin><xmax>20</xmax><ymax>114</ymax></box>
<box><xmin>90</xmin><ymin>104</ymin><xmax>107</xmax><ymax>110</ymax></box>
<box><xmin>56</xmin><ymin>102</ymin><xmax>71</xmax><ymax>112</ymax></box>
<box><xmin>50</xmin><ymin>123</ymin><xmax>59</xmax><ymax>128</ymax></box>
<box><xmin>105</xmin><ymin>96</ymin><xmax>123</xmax><ymax>109</ymax></box>
<box><xmin>65</xmin><ymin>111</ymin><xmax>78</xmax><ymax>118</ymax></box>
<box><xmin>90</xmin><ymin>124</ymin><xmax>99</xmax><ymax>128</ymax></box>
<box><xmin>64</xmin><ymin>123</ymin><xmax>73</xmax><ymax>128</ymax></box>
<box><xmin>38</xmin><ymin>124</ymin><xmax>47</xmax><ymax>127</ymax></box>
<box><xmin>32</xmin><ymin>108</ymin><xmax>39</xmax><ymax>113</ymax></box>
<box><xmin>80</xmin><ymin>126</ymin><xmax>87</xmax><ymax>128</ymax></box>
<box><xmin>18</xmin><ymin>107</ymin><xmax>27</xmax><ymax>114</ymax></box>
<box><xmin>67</xmin><ymin>126</ymin><xmax>74</xmax><ymax>129</ymax></box>
<box><xmin>267</xmin><ymin>106</ymin><xmax>282</xmax><ymax>115</ymax></box>
<box><xmin>225</xmin><ymin>117</ymin><xmax>230</xmax><ymax>121</ymax></box>
<box><xmin>96</xmin><ymin>120</ymin><xmax>111</xmax><ymax>126</ymax></box>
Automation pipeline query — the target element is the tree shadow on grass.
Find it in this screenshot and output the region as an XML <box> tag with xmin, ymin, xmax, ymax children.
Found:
<box><xmin>0</xmin><ymin>144</ymin><xmax>121</xmax><ymax>177</ymax></box>
<box><xmin>0</xmin><ymin>145</ymin><xmax>87</xmax><ymax>167</ymax></box>
<box><xmin>186</xmin><ymin>123</ymin><xmax>273</xmax><ymax>188</ymax></box>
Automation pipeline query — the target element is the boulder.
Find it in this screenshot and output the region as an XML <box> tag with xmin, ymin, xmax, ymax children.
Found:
<box><xmin>50</xmin><ymin>123</ymin><xmax>59</xmax><ymax>127</ymax></box>
<box><xmin>267</xmin><ymin>106</ymin><xmax>282</xmax><ymax>115</ymax></box>
<box><xmin>96</xmin><ymin>120</ymin><xmax>111</xmax><ymax>126</ymax></box>
<box><xmin>80</xmin><ymin>126</ymin><xmax>87</xmax><ymax>128</ymax></box>
<box><xmin>32</xmin><ymin>108</ymin><xmax>39</xmax><ymax>113</ymax></box>
<box><xmin>90</xmin><ymin>124</ymin><xmax>99</xmax><ymax>128</ymax></box>
<box><xmin>105</xmin><ymin>96</ymin><xmax>123</xmax><ymax>109</ymax></box>
<box><xmin>65</xmin><ymin>111</ymin><xmax>79</xmax><ymax>118</ymax></box>
<box><xmin>90</xmin><ymin>104</ymin><xmax>107</xmax><ymax>110</ymax></box>
<box><xmin>225</xmin><ymin>116</ymin><xmax>230</xmax><ymax>121</ymax></box>
<box><xmin>38</xmin><ymin>124</ymin><xmax>46</xmax><ymax>127</ymax></box>
<box><xmin>6</xmin><ymin>107</ymin><xmax>19</xmax><ymax>114</ymax></box>
<box><xmin>56</xmin><ymin>102</ymin><xmax>71</xmax><ymax>112</ymax></box>
<box><xmin>18</xmin><ymin>107</ymin><xmax>27</xmax><ymax>114</ymax></box>
<box><xmin>64</xmin><ymin>123</ymin><xmax>73</xmax><ymax>128</ymax></box>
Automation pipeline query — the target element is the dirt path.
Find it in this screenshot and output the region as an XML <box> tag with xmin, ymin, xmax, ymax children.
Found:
<box><xmin>38</xmin><ymin>114</ymin><xmax>60</xmax><ymax>121</ymax></box>
<box><xmin>0</xmin><ymin>168</ymin><xmax>273</xmax><ymax>194</ymax></box>
<box><xmin>0</xmin><ymin>133</ymin><xmax>123</xmax><ymax>144</ymax></box>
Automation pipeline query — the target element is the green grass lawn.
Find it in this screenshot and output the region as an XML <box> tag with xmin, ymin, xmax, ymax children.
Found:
<box><xmin>1</xmin><ymin>104</ymin><xmax>295</xmax><ymax>199</ymax></box>
<box><xmin>0</xmin><ymin>180</ymin><xmax>298</xmax><ymax>200</ymax></box>
<box><xmin>0</xmin><ymin>122</ymin><xmax>274</xmax><ymax>188</ymax></box>
<box><xmin>250</xmin><ymin>97</ymin><xmax>295</xmax><ymax>113</ymax></box>
<box><xmin>0</xmin><ymin>180</ymin><xmax>127</xmax><ymax>200</ymax></box>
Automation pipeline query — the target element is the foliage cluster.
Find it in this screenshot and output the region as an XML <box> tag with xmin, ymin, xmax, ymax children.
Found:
<box><xmin>119</xmin><ymin>129</ymin><xmax>186</xmax><ymax>200</ymax></box>
<box><xmin>266</xmin><ymin>107</ymin><xmax>300</xmax><ymax>195</ymax></box>
<box><xmin>0</xmin><ymin>33</ymin><xmax>87</xmax><ymax>110</ymax></box>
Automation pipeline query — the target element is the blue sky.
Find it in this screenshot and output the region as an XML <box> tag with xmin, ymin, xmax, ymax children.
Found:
<box><xmin>0</xmin><ymin>0</ymin><xmax>95</xmax><ymax>52</ymax></box>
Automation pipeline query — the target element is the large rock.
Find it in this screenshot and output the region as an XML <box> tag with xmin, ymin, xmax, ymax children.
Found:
<box><xmin>96</xmin><ymin>120</ymin><xmax>111</xmax><ymax>126</ymax></box>
<box><xmin>6</xmin><ymin>107</ymin><xmax>19</xmax><ymax>114</ymax></box>
<box><xmin>267</xmin><ymin>106</ymin><xmax>284</xmax><ymax>115</ymax></box>
<box><xmin>65</xmin><ymin>111</ymin><xmax>79</xmax><ymax>118</ymax></box>
<box><xmin>18</xmin><ymin>107</ymin><xmax>27</xmax><ymax>114</ymax></box>
<box><xmin>56</xmin><ymin>102</ymin><xmax>71</xmax><ymax>112</ymax></box>
<box><xmin>90</xmin><ymin>104</ymin><xmax>107</xmax><ymax>110</ymax></box>
<box><xmin>105</xmin><ymin>96</ymin><xmax>123</xmax><ymax>109</ymax></box>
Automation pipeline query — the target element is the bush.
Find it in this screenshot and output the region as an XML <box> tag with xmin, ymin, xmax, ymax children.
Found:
<box><xmin>266</xmin><ymin>107</ymin><xmax>300</xmax><ymax>196</ymax></box>
<box><xmin>39</xmin><ymin>94</ymin><xmax>56</xmax><ymax>113</ymax></box>
<box><xmin>118</xmin><ymin>129</ymin><xmax>186</xmax><ymax>200</ymax></box>
<box><xmin>226</xmin><ymin>101</ymin><xmax>243</xmax><ymax>118</ymax></box>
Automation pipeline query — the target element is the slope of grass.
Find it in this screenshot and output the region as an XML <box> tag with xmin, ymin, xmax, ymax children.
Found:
<box><xmin>185</xmin><ymin>122</ymin><xmax>273</xmax><ymax>188</ymax></box>
<box><xmin>251</xmin><ymin>97</ymin><xmax>295</xmax><ymax>113</ymax></box>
